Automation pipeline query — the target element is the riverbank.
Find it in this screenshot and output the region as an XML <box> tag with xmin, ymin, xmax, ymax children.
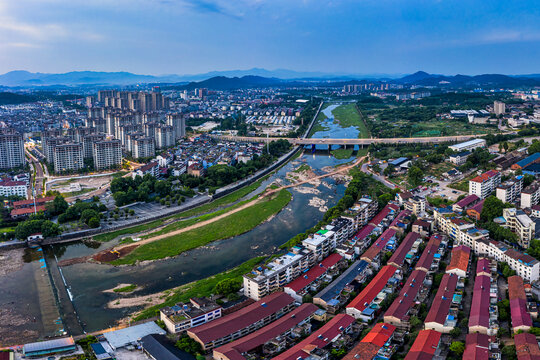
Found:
<box><xmin>103</xmin><ymin>189</ymin><xmax>292</xmax><ymax>265</ymax></box>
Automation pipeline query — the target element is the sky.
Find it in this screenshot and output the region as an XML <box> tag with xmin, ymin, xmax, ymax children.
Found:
<box><xmin>0</xmin><ymin>0</ymin><xmax>539</xmax><ymax>76</ymax></box>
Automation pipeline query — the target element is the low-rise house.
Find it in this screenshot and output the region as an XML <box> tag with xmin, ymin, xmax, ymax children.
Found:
<box><xmin>342</xmin><ymin>323</ymin><xmax>397</xmax><ymax>360</ymax></box>
<box><xmin>424</xmin><ymin>273</ymin><xmax>459</xmax><ymax>333</ymax></box>
<box><xmin>446</xmin><ymin>245</ymin><xmax>471</xmax><ymax>278</ymax></box>
<box><xmin>271</xmin><ymin>314</ymin><xmax>355</xmax><ymax>360</ymax></box>
<box><xmin>514</xmin><ymin>332</ymin><xmax>540</xmax><ymax>360</ymax></box>
<box><xmin>463</xmin><ymin>333</ymin><xmax>491</xmax><ymax>360</ymax></box>
<box><xmin>411</xmin><ymin>219</ymin><xmax>431</xmax><ymax>237</ymax></box>
<box><xmin>404</xmin><ymin>330</ymin><xmax>441</xmax><ymax>360</ymax></box>
<box><xmin>469</xmin><ymin>274</ymin><xmax>495</xmax><ymax>335</ymax></box>
<box><xmin>212</xmin><ymin>303</ymin><xmax>317</xmax><ymax>360</ymax></box>
<box><xmin>187</xmin><ymin>292</ymin><xmax>295</xmax><ymax>350</ymax></box>
<box><xmin>466</xmin><ymin>200</ymin><xmax>485</xmax><ymax>221</ymax></box>
<box><xmin>383</xmin><ymin>269</ymin><xmax>427</xmax><ymax>330</ymax></box>
<box><xmin>449</xmin><ymin>151</ymin><xmax>471</xmax><ymax>166</ymax></box>
<box><xmin>387</xmin><ymin>232</ymin><xmax>422</xmax><ymax>268</ymax></box>
<box><xmin>284</xmin><ymin>253</ymin><xmax>343</xmax><ymax>302</ymax></box>
<box><xmin>452</xmin><ymin>194</ymin><xmax>480</xmax><ymax>213</ymax></box>
<box><xmin>508</xmin><ymin>276</ymin><xmax>533</xmax><ymax>333</ymax></box>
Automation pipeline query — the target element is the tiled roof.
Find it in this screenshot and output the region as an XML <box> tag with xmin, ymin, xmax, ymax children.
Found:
<box><xmin>213</xmin><ymin>304</ymin><xmax>317</xmax><ymax>360</ymax></box>
<box><xmin>463</xmin><ymin>333</ymin><xmax>489</xmax><ymax>360</ymax></box>
<box><xmin>514</xmin><ymin>332</ymin><xmax>540</xmax><ymax>360</ymax></box>
<box><xmin>455</xmin><ymin>194</ymin><xmax>479</xmax><ymax>208</ymax></box>
<box><xmin>415</xmin><ymin>235</ymin><xmax>442</xmax><ymax>271</ymax></box>
<box><xmin>347</xmin><ymin>265</ymin><xmax>398</xmax><ymax>312</ymax></box>
<box><xmin>189</xmin><ymin>292</ymin><xmax>294</xmax><ymax>344</ymax></box>
<box><xmin>404</xmin><ymin>330</ymin><xmax>441</xmax><ymax>360</ymax></box>
<box><xmin>385</xmin><ymin>270</ymin><xmax>426</xmax><ymax>320</ymax></box>
<box><xmin>388</xmin><ymin>232</ymin><xmax>421</xmax><ymax>267</ymax></box>
<box><xmin>470</xmin><ymin>170</ymin><xmax>499</xmax><ymax>183</ymax></box>
<box><xmin>272</xmin><ymin>314</ymin><xmax>355</xmax><ymax>360</ymax></box>
<box><xmin>285</xmin><ymin>254</ymin><xmax>342</xmax><ymax>293</ymax></box>
<box><xmin>361</xmin><ymin>322</ymin><xmax>396</xmax><ymax>347</ymax></box>
<box><xmin>469</xmin><ymin>275</ymin><xmax>491</xmax><ymax>329</ymax></box>
<box><xmin>425</xmin><ymin>273</ymin><xmax>458</xmax><ymax>325</ymax></box>
<box><xmin>11</xmin><ymin>205</ymin><xmax>46</xmax><ymax>216</ymax></box>
<box><xmin>446</xmin><ymin>245</ymin><xmax>471</xmax><ymax>273</ymax></box>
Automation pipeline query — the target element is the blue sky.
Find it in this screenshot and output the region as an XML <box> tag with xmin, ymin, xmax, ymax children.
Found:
<box><xmin>0</xmin><ymin>0</ymin><xmax>539</xmax><ymax>75</ymax></box>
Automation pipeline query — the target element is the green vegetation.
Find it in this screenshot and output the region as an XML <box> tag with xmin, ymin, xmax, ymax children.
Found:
<box><xmin>331</xmin><ymin>103</ymin><xmax>370</xmax><ymax>138</ymax></box>
<box><xmin>293</xmin><ymin>164</ymin><xmax>311</xmax><ymax>173</ymax></box>
<box><xmin>113</xmin><ymin>284</ymin><xmax>137</xmax><ymax>293</ymax></box>
<box><xmin>134</xmin><ymin>256</ymin><xmax>265</xmax><ymax>320</ymax></box>
<box><xmin>93</xmin><ymin>175</ymin><xmax>270</xmax><ymax>243</ymax></box>
<box><xmin>111</xmin><ymin>190</ymin><xmax>292</xmax><ymax>265</ymax></box>
<box><xmin>309</xmin><ymin>104</ymin><xmax>330</xmax><ymax>135</ymax></box>
<box><xmin>14</xmin><ymin>214</ymin><xmax>61</xmax><ymax>239</ymax></box>
<box><xmin>331</xmin><ymin>148</ymin><xmax>354</xmax><ymax>159</ymax></box>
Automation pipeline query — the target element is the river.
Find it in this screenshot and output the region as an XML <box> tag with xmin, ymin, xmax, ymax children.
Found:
<box><xmin>0</xmin><ymin>103</ymin><xmax>359</xmax><ymax>341</ymax></box>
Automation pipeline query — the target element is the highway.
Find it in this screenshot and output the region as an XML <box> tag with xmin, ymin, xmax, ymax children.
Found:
<box><xmin>211</xmin><ymin>134</ymin><xmax>487</xmax><ymax>145</ymax></box>
<box><xmin>26</xmin><ymin>149</ymin><xmax>45</xmax><ymax>196</ymax></box>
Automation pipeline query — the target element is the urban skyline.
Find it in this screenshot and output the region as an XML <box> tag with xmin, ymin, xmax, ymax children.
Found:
<box><xmin>0</xmin><ymin>0</ymin><xmax>540</xmax><ymax>75</ymax></box>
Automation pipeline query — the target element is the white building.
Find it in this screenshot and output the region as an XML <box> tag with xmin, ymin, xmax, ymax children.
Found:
<box><xmin>0</xmin><ymin>130</ymin><xmax>26</xmax><ymax>169</ymax></box>
<box><xmin>469</xmin><ymin>170</ymin><xmax>501</xmax><ymax>199</ymax></box>
<box><xmin>0</xmin><ymin>180</ymin><xmax>28</xmax><ymax>199</ymax></box>
<box><xmin>93</xmin><ymin>139</ymin><xmax>122</xmax><ymax>170</ymax></box>
<box><xmin>132</xmin><ymin>137</ymin><xmax>155</xmax><ymax>159</ymax></box>
<box><xmin>502</xmin><ymin>208</ymin><xmax>535</xmax><ymax>249</ymax></box>
<box><xmin>496</xmin><ymin>176</ymin><xmax>523</xmax><ymax>203</ymax></box>
<box><xmin>53</xmin><ymin>143</ymin><xmax>84</xmax><ymax>172</ymax></box>
<box><xmin>155</xmin><ymin>125</ymin><xmax>175</xmax><ymax>149</ymax></box>
<box><xmin>166</xmin><ymin>114</ymin><xmax>186</xmax><ymax>140</ymax></box>
<box><xmin>449</xmin><ymin>138</ymin><xmax>486</xmax><ymax>152</ymax></box>
<box><xmin>243</xmin><ymin>248</ymin><xmax>312</xmax><ymax>300</ymax></box>
<box><xmin>302</xmin><ymin>229</ymin><xmax>337</xmax><ymax>262</ymax></box>
<box><xmin>494</xmin><ymin>101</ymin><xmax>506</xmax><ymax>115</ymax></box>
<box><xmin>521</xmin><ymin>182</ymin><xmax>540</xmax><ymax>209</ymax></box>
<box><xmin>159</xmin><ymin>298</ymin><xmax>222</xmax><ymax>334</ymax></box>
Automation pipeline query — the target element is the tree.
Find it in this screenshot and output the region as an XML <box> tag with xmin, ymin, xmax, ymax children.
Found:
<box><xmin>407</xmin><ymin>166</ymin><xmax>424</xmax><ymax>187</ymax></box>
<box><xmin>48</xmin><ymin>196</ymin><xmax>68</xmax><ymax>216</ymax></box>
<box><xmin>449</xmin><ymin>327</ymin><xmax>461</xmax><ymax>338</ymax></box>
<box><xmin>502</xmin><ymin>345</ymin><xmax>517</xmax><ymax>360</ymax></box>
<box><xmin>480</xmin><ymin>195</ymin><xmax>511</xmax><ymax>222</ymax></box>
<box><xmin>449</xmin><ymin>341</ymin><xmax>465</xmax><ymax>356</ymax></box>
<box><xmin>383</xmin><ymin>164</ymin><xmax>395</xmax><ymax>177</ymax></box>
<box><xmin>175</xmin><ymin>335</ymin><xmax>202</xmax><ymax>355</ymax></box>
<box><xmin>528</xmin><ymin>140</ymin><xmax>540</xmax><ymax>155</ymax></box>
<box><xmin>214</xmin><ymin>278</ymin><xmax>241</xmax><ymax>296</ymax></box>
<box><xmin>88</xmin><ymin>217</ymin><xmax>100</xmax><ymax>228</ymax></box>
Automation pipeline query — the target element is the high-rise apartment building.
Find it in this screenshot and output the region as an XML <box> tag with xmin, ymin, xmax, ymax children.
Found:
<box><xmin>155</xmin><ymin>125</ymin><xmax>175</xmax><ymax>149</ymax></box>
<box><xmin>53</xmin><ymin>143</ymin><xmax>84</xmax><ymax>172</ymax></box>
<box><xmin>0</xmin><ymin>129</ymin><xmax>26</xmax><ymax>169</ymax></box>
<box><xmin>494</xmin><ymin>101</ymin><xmax>506</xmax><ymax>115</ymax></box>
<box><xmin>132</xmin><ymin>137</ymin><xmax>155</xmax><ymax>159</ymax></box>
<box><xmin>43</xmin><ymin>136</ymin><xmax>70</xmax><ymax>164</ymax></box>
<box><xmin>93</xmin><ymin>139</ymin><xmax>122</xmax><ymax>170</ymax></box>
<box><xmin>167</xmin><ymin>114</ymin><xmax>186</xmax><ymax>139</ymax></box>
<box><xmin>82</xmin><ymin>133</ymin><xmax>106</xmax><ymax>159</ymax></box>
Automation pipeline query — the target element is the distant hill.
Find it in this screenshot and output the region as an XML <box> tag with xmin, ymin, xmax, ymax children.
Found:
<box><xmin>394</xmin><ymin>71</ymin><xmax>540</xmax><ymax>87</ymax></box>
<box><xmin>0</xmin><ymin>92</ymin><xmax>39</xmax><ymax>105</ymax></box>
<box><xmin>178</xmin><ymin>75</ymin><xmax>283</xmax><ymax>90</ymax></box>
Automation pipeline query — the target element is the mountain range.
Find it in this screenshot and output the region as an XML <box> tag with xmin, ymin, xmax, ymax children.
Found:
<box><xmin>0</xmin><ymin>69</ymin><xmax>539</xmax><ymax>88</ymax></box>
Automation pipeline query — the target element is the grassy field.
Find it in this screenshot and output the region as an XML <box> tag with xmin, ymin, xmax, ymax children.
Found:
<box><xmin>332</xmin><ymin>103</ymin><xmax>370</xmax><ymax>138</ymax></box>
<box><xmin>331</xmin><ymin>148</ymin><xmax>354</xmax><ymax>159</ymax></box>
<box><xmin>308</xmin><ymin>103</ymin><xmax>330</xmax><ymax>136</ymax></box>
<box><xmin>113</xmin><ymin>284</ymin><xmax>137</xmax><ymax>293</ymax></box>
<box><xmin>449</xmin><ymin>174</ymin><xmax>475</xmax><ymax>192</ymax></box>
<box><xmin>424</xmin><ymin>162</ymin><xmax>456</xmax><ymax>178</ymax></box>
<box><xmin>93</xmin><ymin>176</ymin><xmax>269</xmax><ymax>243</ymax></box>
<box><xmin>111</xmin><ymin>189</ymin><xmax>292</xmax><ymax>265</ymax></box>
<box><xmin>134</xmin><ymin>256</ymin><xmax>266</xmax><ymax>320</ymax></box>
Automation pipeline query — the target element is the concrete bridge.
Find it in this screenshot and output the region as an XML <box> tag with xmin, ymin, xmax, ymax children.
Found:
<box><xmin>212</xmin><ymin>134</ymin><xmax>486</xmax><ymax>146</ymax></box>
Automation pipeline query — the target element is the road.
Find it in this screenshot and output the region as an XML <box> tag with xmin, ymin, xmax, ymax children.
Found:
<box><xmin>360</xmin><ymin>163</ymin><xmax>398</xmax><ymax>190</ymax></box>
<box><xmin>25</xmin><ymin>149</ymin><xmax>45</xmax><ymax>196</ymax></box>
<box><xmin>212</xmin><ymin>134</ymin><xmax>487</xmax><ymax>146</ymax></box>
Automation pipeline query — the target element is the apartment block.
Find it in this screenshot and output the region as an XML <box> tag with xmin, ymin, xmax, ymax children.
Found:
<box><xmin>93</xmin><ymin>139</ymin><xmax>122</xmax><ymax>170</ymax></box>
<box><xmin>243</xmin><ymin>247</ymin><xmax>312</xmax><ymax>300</ymax></box>
<box><xmin>469</xmin><ymin>170</ymin><xmax>501</xmax><ymax>199</ymax></box>
<box><xmin>302</xmin><ymin>228</ymin><xmax>336</xmax><ymax>261</ymax></box>
<box><xmin>0</xmin><ymin>130</ymin><xmax>25</xmax><ymax>169</ymax></box>
<box><xmin>521</xmin><ymin>182</ymin><xmax>540</xmax><ymax>209</ymax></box>
<box><xmin>166</xmin><ymin>114</ymin><xmax>186</xmax><ymax>140</ymax></box>
<box><xmin>43</xmin><ymin>136</ymin><xmax>70</xmax><ymax>164</ymax></box>
<box><xmin>82</xmin><ymin>133</ymin><xmax>105</xmax><ymax>159</ymax></box>
<box><xmin>53</xmin><ymin>143</ymin><xmax>84</xmax><ymax>172</ymax></box>
<box><xmin>342</xmin><ymin>196</ymin><xmax>378</xmax><ymax>232</ymax></box>
<box><xmin>496</xmin><ymin>176</ymin><xmax>523</xmax><ymax>203</ymax></box>
<box><xmin>132</xmin><ymin>136</ymin><xmax>155</xmax><ymax>159</ymax></box>
<box><xmin>404</xmin><ymin>196</ymin><xmax>426</xmax><ymax>215</ymax></box>
<box><xmin>155</xmin><ymin>125</ymin><xmax>175</xmax><ymax>149</ymax></box>
<box><xmin>160</xmin><ymin>297</ymin><xmax>222</xmax><ymax>334</ymax></box>
<box><xmin>502</xmin><ymin>208</ymin><xmax>536</xmax><ymax>249</ymax></box>
<box><xmin>0</xmin><ymin>180</ymin><xmax>28</xmax><ymax>199</ymax></box>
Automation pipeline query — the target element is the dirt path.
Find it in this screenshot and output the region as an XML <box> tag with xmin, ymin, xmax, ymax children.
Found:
<box><xmin>94</xmin><ymin>155</ymin><xmax>367</xmax><ymax>262</ymax></box>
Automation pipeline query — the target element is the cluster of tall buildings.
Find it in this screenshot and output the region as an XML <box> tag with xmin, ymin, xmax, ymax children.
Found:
<box><xmin>86</xmin><ymin>91</ymin><xmax>185</xmax><ymax>160</ymax></box>
<box><xmin>0</xmin><ymin>128</ymin><xmax>25</xmax><ymax>169</ymax></box>
<box><xmin>42</xmin><ymin>127</ymin><xmax>123</xmax><ymax>173</ymax></box>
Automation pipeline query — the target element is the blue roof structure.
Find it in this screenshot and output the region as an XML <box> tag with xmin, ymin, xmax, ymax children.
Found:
<box><xmin>315</xmin><ymin>259</ymin><xmax>369</xmax><ymax>303</ymax></box>
<box><xmin>516</xmin><ymin>152</ymin><xmax>540</xmax><ymax>168</ymax></box>
<box><xmin>389</xmin><ymin>157</ymin><xmax>408</xmax><ymax>166</ymax></box>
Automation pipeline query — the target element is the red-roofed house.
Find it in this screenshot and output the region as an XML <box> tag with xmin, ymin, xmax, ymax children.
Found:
<box><xmin>213</xmin><ymin>304</ymin><xmax>318</xmax><ymax>360</ymax></box>
<box><xmin>187</xmin><ymin>292</ymin><xmax>295</xmax><ymax>350</ymax></box>
<box><xmin>415</xmin><ymin>235</ymin><xmax>442</xmax><ymax>273</ymax></box>
<box><xmin>463</xmin><ymin>333</ymin><xmax>490</xmax><ymax>360</ymax></box>
<box><xmin>508</xmin><ymin>276</ymin><xmax>533</xmax><ymax>333</ymax></box>
<box><xmin>388</xmin><ymin>232</ymin><xmax>421</xmax><ymax>268</ymax></box>
<box><xmin>271</xmin><ymin>314</ymin><xmax>355</xmax><ymax>360</ymax></box>
<box><xmin>468</xmin><ymin>275</ymin><xmax>492</xmax><ymax>335</ymax></box>
<box><xmin>452</xmin><ymin>194</ymin><xmax>480</xmax><ymax>213</ymax></box>
<box><xmin>346</xmin><ymin>265</ymin><xmax>398</xmax><ymax>321</ymax></box>
<box><xmin>384</xmin><ymin>270</ymin><xmax>427</xmax><ymax>329</ymax></box>
<box><xmin>446</xmin><ymin>245</ymin><xmax>470</xmax><ymax>278</ymax></box>
<box><xmin>404</xmin><ymin>329</ymin><xmax>441</xmax><ymax>360</ymax></box>
<box><xmin>514</xmin><ymin>332</ymin><xmax>540</xmax><ymax>360</ymax></box>
<box><xmin>284</xmin><ymin>253</ymin><xmax>343</xmax><ymax>302</ymax></box>
<box><xmin>424</xmin><ymin>273</ymin><xmax>459</xmax><ymax>333</ymax></box>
